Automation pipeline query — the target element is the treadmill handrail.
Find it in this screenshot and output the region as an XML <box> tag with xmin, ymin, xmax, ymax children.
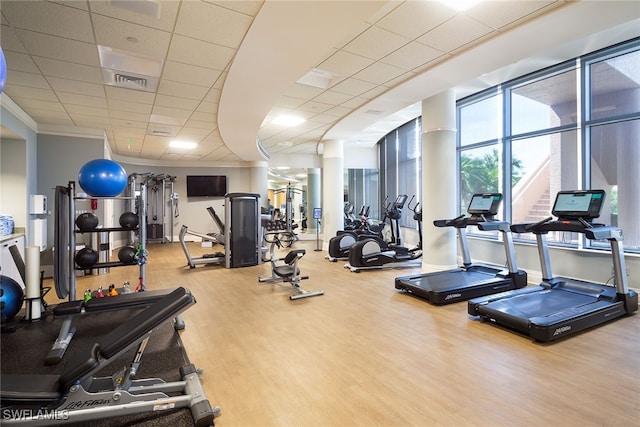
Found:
<box><xmin>511</xmin><ymin>218</ymin><xmax>612</xmax><ymax>235</ymax></box>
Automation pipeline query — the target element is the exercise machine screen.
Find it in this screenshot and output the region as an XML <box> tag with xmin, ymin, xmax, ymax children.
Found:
<box><xmin>467</xmin><ymin>193</ymin><xmax>502</xmax><ymax>215</ymax></box>
<box><xmin>551</xmin><ymin>190</ymin><xmax>605</xmax><ymax>219</ymax></box>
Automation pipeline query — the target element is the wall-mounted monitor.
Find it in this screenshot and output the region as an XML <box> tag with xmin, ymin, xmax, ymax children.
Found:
<box><xmin>186</xmin><ymin>175</ymin><xmax>227</xmax><ymax>197</ymax></box>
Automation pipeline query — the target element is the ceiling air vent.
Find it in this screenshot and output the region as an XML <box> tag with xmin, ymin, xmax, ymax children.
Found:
<box><xmin>114</xmin><ymin>73</ymin><xmax>147</xmax><ymax>89</ymax></box>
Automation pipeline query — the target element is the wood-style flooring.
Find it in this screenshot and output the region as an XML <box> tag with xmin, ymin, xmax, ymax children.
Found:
<box><xmin>44</xmin><ymin>240</ymin><xmax>639</xmax><ymax>427</ymax></box>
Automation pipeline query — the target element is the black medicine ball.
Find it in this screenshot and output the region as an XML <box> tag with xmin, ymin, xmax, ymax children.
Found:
<box><xmin>76</xmin><ymin>212</ymin><xmax>99</xmax><ymax>231</ymax></box>
<box><xmin>118</xmin><ymin>245</ymin><xmax>137</xmax><ymax>264</ymax></box>
<box><xmin>75</xmin><ymin>247</ymin><xmax>99</xmax><ymax>268</ymax></box>
<box><xmin>119</xmin><ymin>211</ymin><xmax>139</xmax><ymax>228</ymax></box>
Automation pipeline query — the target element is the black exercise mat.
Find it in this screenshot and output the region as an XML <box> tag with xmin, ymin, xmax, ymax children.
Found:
<box><xmin>1</xmin><ymin>307</ymin><xmax>198</xmax><ymax>426</ymax></box>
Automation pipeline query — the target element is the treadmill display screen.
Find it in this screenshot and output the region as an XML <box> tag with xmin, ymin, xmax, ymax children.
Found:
<box><xmin>467</xmin><ymin>193</ymin><xmax>502</xmax><ymax>215</ymax></box>
<box><xmin>551</xmin><ymin>190</ymin><xmax>606</xmax><ymax>219</ymax></box>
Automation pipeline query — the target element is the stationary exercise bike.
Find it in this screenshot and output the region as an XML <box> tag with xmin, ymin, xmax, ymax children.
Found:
<box><xmin>259</xmin><ymin>232</ymin><xmax>324</xmax><ymax>300</ymax></box>
<box><xmin>346</xmin><ymin>195</ymin><xmax>422</xmax><ymax>272</ymax></box>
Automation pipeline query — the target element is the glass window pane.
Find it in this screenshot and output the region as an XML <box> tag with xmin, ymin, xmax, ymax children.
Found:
<box><xmin>459</xmin><ymin>144</ymin><xmax>502</xmax><ymax>211</ymax></box>
<box><xmin>589</xmin><ymin>48</ymin><xmax>640</xmax><ymax>120</ymax></box>
<box><xmin>589</xmin><ymin>119</ymin><xmax>640</xmax><ymax>252</ymax></box>
<box><xmin>511</xmin><ymin>130</ymin><xmax>579</xmax><ymax>244</ymax></box>
<box><xmin>459</xmin><ymin>95</ymin><xmax>501</xmax><ymax>146</ymax></box>
<box><xmin>511</xmin><ymin>69</ymin><xmax>577</xmax><ymax>135</ymax></box>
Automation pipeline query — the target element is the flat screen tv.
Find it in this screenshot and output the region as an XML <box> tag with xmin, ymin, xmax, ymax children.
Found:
<box><xmin>186</xmin><ymin>175</ymin><xmax>227</xmax><ymax>197</ymax></box>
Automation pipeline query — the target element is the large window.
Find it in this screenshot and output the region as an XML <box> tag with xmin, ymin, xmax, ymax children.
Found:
<box><xmin>456</xmin><ymin>38</ymin><xmax>640</xmax><ymax>252</ymax></box>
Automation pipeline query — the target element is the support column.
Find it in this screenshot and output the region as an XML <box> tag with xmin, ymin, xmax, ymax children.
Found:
<box><xmin>250</xmin><ymin>161</ymin><xmax>268</xmax><ymax>207</ymax></box>
<box><xmin>422</xmin><ymin>89</ymin><xmax>458</xmax><ymax>270</ymax></box>
<box><xmin>307</xmin><ymin>168</ymin><xmax>321</xmax><ymax>231</ymax></box>
<box><xmin>322</xmin><ymin>140</ymin><xmax>344</xmax><ymax>249</ymax></box>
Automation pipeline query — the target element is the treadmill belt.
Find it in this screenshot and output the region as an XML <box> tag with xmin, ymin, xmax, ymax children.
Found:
<box><xmin>402</xmin><ymin>269</ymin><xmax>498</xmax><ymax>292</ymax></box>
<box><xmin>483</xmin><ymin>289</ymin><xmax>596</xmax><ymax>319</ymax></box>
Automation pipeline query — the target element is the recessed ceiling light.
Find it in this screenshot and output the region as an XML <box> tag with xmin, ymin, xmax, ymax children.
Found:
<box><xmin>169</xmin><ymin>140</ymin><xmax>197</xmax><ymax>149</ymax></box>
<box><xmin>272</xmin><ymin>115</ymin><xmax>306</xmax><ymax>127</ymax></box>
<box><xmin>438</xmin><ymin>0</ymin><xmax>483</xmax><ymax>11</ymax></box>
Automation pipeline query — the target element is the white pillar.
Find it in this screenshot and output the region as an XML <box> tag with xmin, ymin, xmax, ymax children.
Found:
<box><xmin>250</xmin><ymin>161</ymin><xmax>268</xmax><ymax>206</ymax></box>
<box><xmin>422</xmin><ymin>89</ymin><xmax>458</xmax><ymax>270</ymax></box>
<box><xmin>307</xmin><ymin>168</ymin><xmax>321</xmax><ymax>231</ymax></box>
<box><xmin>322</xmin><ymin>140</ymin><xmax>344</xmax><ymax>249</ymax></box>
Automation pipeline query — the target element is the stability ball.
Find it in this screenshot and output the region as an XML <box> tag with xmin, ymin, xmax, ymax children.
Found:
<box><xmin>0</xmin><ymin>47</ymin><xmax>6</xmax><ymax>94</ymax></box>
<box><xmin>1</xmin><ymin>275</ymin><xmax>24</xmax><ymax>323</ymax></box>
<box><xmin>118</xmin><ymin>245</ymin><xmax>137</xmax><ymax>264</ymax></box>
<box><xmin>75</xmin><ymin>247</ymin><xmax>99</xmax><ymax>268</ymax></box>
<box><xmin>78</xmin><ymin>159</ymin><xmax>127</xmax><ymax>197</ymax></box>
<box><xmin>119</xmin><ymin>211</ymin><xmax>139</xmax><ymax>228</ymax></box>
<box><xmin>76</xmin><ymin>212</ymin><xmax>99</xmax><ymax>231</ymax></box>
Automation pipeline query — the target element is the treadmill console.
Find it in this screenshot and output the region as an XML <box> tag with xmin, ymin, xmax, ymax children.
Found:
<box><xmin>467</xmin><ymin>193</ymin><xmax>502</xmax><ymax>216</ymax></box>
<box><xmin>393</xmin><ymin>194</ymin><xmax>408</xmax><ymax>209</ymax></box>
<box><xmin>551</xmin><ymin>190</ymin><xmax>606</xmax><ymax>221</ymax></box>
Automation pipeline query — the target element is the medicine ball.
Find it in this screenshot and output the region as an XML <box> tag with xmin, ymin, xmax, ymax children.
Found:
<box><xmin>75</xmin><ymin>247</ymin><xmax>99</xmax><ymax>268</ymax></box>
<box><xmin>118</xmin><ymin>245</ymin><xmax>137</xmax><ymax>264</ymax></box>
<box><xmin>0</xmin><ymin>275</ymin><xmax>24</xmax><ymax>323</ymax></box>
<box><xmin>119</xmin><ymin>211</ymin><xmax>139</xmax><ymax>228</ymax></box>
<box><xmin>77</xmin><ymin>159</ymin><xmax>127</xmax><ymax>197</ymax></box>
<box><xmin>76</xmin><ymin>212</ymin><xmax>99</xmax><ymax>231</ymax></box>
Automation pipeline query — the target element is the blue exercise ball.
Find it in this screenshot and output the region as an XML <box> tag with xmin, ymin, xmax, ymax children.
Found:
<box><xmin>78</xmin><ymin>159</ymin><xmax>127</xmax><ymax>197</ymax></box>
<box><xmin>1</xmin><ymin>275</ymin><xmax>24</xmax><ymax>323</ymax></box>
<box><xmin>0</xmin><ymin>47</ymin><xmax>6</xmax><ymax>94</ymax></box>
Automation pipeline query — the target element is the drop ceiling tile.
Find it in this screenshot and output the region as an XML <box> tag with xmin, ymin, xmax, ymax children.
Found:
<box><xmin>111</xmin><ymin>118</ymin><xmax>148</xmax><ymax>129</ymax></box>
<box><xmin>312</xmin><ymin>90</ymin><xmax>353</xmax><ymax>105</ymax></box>
<box><xmin>297</xmin><ymin>100</ymin><xmax>335</xmax><ymax>114</ymax></box>
<box><xmin>353</xmin><ymin>61</ymin><xmax>406</xmax><ymax>85</ymax></box>
<box><xmin>69</xmin><ymin>113</ymin><xmax>111</xmax><ymax>128</ymax></box>
<box><xmin>26</xmin><ymin>109</ymin><xmax>74</xmax><ymax>125</ymax></box>
<box><xmin>339</xmin><ymin>96</ymin><xmax>369</xmax><ymax>110</ymax></box>
<box><xmin>109</xmin><ymin>109</ymin><xmax>150</xmax><ymax>123</ymax></box>
<box><xmin>3</xmin><ymin>85</ymin><xmax>58</xmax><ymax>102</ymax></box>
<box><xmin>202</xmin><ymin>88</ymin><xmax>222</xmax><ymax>104</ymax></box>
<box><xmin>204</xmin><ymin>1</ymin><xmax>264</xmax><ymax>17</ymax></box>
<box><xmin>92</xmin><ymin>14</ymin><xmax>171</xmax><ymax>60</ymax></box>
<box><xmin>189</xmin><ymin>111</ymin><xmax>216</xmax><ymax>123</ymax></box>
<box><xmin>6</xmin><ymin>71</ymin><xmax>50</xmax><ymax>89</ymax></box>
<box><xmin>175</xmin><ymin>1</ymin><xmax>253</xmax><ymax>48</ymax></box>
<box><xmin>46</xmin><ymin>77</ymin><xmax>105</xmax><ymax>97</ymax></box>
<box><xmin>88</xmin><ymin>0</ymin><xmax>181</xmax><ymax>32</ymax></box>
<box><xmin>33</xmin><ymin>57</ymin><xmax>103</xmax><ymax>84</ymax></box>
<box><xmin>51</xmin><ymin>1</ymin><xmax>89</xmax><ymax>11</ymax></box>
<box><xmin>9</xmin><ymin>97</ymin><xmax>66</xmax><ymax>113</ymax></box>
<box><xmin>162</xmin><ymin>61</ymin><xmax>221</xmax><ymax>87</ymax></box>
<box><xmin>1</xmin><ymin>1</ymin><xmax>94</xmax><ymax>42</ymax></box>
<box><xmin>330</xmin><ymin>77</ymin><xmax>377</xmax><ymax>97</ymax></box>
<box><xmin>15</xmin><ymin>29</ymin><xmax>99</xmax><ymax>66</ymax></box>
<box><xmin>376</xmin><ymin>0</ymin><xmax>456</xmax><ymax>39</ymax></box>
<box><xmin>381</xmin><ymin>41</ymin><xmax>444</xmax><ymax>71</ymax></box>
<box><xmin>106</xmin><ymin>100</ymin><xmax>153</xmax><ymax>115</ymax></box>
<box><xmin>65</xmin><ymin>104</ymin><xmax>108</xmax><ymax>117</ymax></box>
<box><xmin>282</xmin><ymin>83</ymin><xmax>324</xmax><ymax>100</ymax></box>
<box><xmin>195</xmin><ymin>101</ymin><xmax>219</xmax><ymax>114</ymax></box>
<box><xmin>318</xmin><ymin>50</ymin><xmax>374</xmax><ymax>77</ymax></box>
<box><xmin>418</xmin><ymin>14</ymin><xmax>494</xmax><ymax>53</ymax></box>
<box><xmin>342</xmin><ymin>25</ymin><xmax>410</xmax><ymax>61</ymax></box>
<box><xmin>1</xmin><ymin>25</ymin><xmax>27</xmax><ymax>53</ymax></box>
<box><xmin>3</xmin><ymin>51</ymin><xmax>38</xmax><ymax>73</ymax></box>
<box><xmin>150</xmin><ymin>105</ymin><xmax>192</xmax><ymax>122</ymax></box>
<box><xmin>105</xmin><ymin>85</ymin><xmax>156</xmax><ymax>104</ymax></box>
<box><xmin>167</xmin><ymin>35</ymin><xmax>236</xmax><ymax>71</ymax></box>
<box><xmin>467</xmin><ymin>0</ymin><xmax>559</xmax><ymax>31</ymax></box>
<box><xmin>157</xmin><ymin>80</ymin><xmax>208</xmax><ymax>100</ymax></box>
<box><xmin>56</xmin><ymin>92</ymin><xmax>107</xmax><ymax>108</ymax></box>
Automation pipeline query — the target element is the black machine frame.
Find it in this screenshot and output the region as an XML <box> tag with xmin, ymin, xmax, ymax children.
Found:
<box><xmin>468</xmin><ymin>190</ymin><xmax>638</xmax><ymax>341</ymax></box>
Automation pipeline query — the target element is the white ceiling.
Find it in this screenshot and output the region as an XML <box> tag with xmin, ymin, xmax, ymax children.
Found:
<box><xmin>1</xmin><ymin>1</ymin><xmax>638</xmax><ymax>167</ymax></box>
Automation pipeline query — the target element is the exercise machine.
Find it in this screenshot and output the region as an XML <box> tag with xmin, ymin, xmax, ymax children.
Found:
<box><xmin>346</xmin><ymin>195</ymin><xmax>422</xmax><ymax>272</ymax></box>
<box><xmin>395</xmin><ymin>193</ymin><xmax>527</xmax><ymax>305</ymax></box>
<box><xmin>326</xmin><ymin>204</ymin><xmax>386</xmax><ymax>262</ymax></box>
<box><xmin>468</xmin><ymin>189</ymin><xmax>638</xmax><ymax>341</ymax></box>
<box><xmin>259</xmin><ymin>232</ymin><xmax>324</xmax><ymax>300</ymax></box>
<box><xmin>0</xmin><ymin>287</ymin><xmax>220</xmax><ymax>426</ymax></box>
<box><xmin>179</xmin><ymin>225</ymin><xmax>225</xmax><ymax>268</ymax></box>
<box><xmin>180</xmin><ymin>193</ymin><xmax>262</xmax><ymax>269</ymax></box>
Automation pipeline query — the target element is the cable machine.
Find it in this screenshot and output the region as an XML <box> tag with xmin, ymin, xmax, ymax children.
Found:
<box><xmin>127</xmin><ymin>173</ymin><xmax>178</xmax><ymax>244</ymax></box>
<box><xmin>273</xmin><ymin>182</ymin><xmax>305</xmax><ymax>242</ymax></box>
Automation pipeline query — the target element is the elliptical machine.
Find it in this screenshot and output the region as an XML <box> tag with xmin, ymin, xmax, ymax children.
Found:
<box><xmin>346</xmin><ymin>195</ymin><xmax>422</xmax><ymax>272</ymax></box>
<box><xmin>326</xmin><ymin>202</ymin><xmax>387</xmax><ymax>262</ymax></box>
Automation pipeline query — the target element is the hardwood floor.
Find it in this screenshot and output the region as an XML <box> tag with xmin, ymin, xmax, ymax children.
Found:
<box><xmin>45</xmin><ymin>240</ymin><xmax>639</xmax><ymax>427</ymax></box>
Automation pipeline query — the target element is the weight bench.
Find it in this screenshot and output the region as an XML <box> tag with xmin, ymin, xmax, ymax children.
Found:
<box><xmin>259</xmin><ymin>246</ymin><xmax>324</xmax><ymax>300</ymax></box>
<box><xmin>47</xmin><ymin>288</ymin><xmax>184</xmax><ymax>365</ymax></box>
<box><xmin>0</xmin><ymin>287</ymin><xmax>220</xmax><ymax>427</ymax></box>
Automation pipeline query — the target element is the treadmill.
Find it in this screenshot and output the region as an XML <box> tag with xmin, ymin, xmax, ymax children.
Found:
<box><xmin>395</xmin><ymin>193</ymin><xmax>527</xmax><ymax>304</ymax></box>
<box><xmin>468</xmin><ymin>189</ymin><xmax>638</xmax><ymax>342</ymax></box>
